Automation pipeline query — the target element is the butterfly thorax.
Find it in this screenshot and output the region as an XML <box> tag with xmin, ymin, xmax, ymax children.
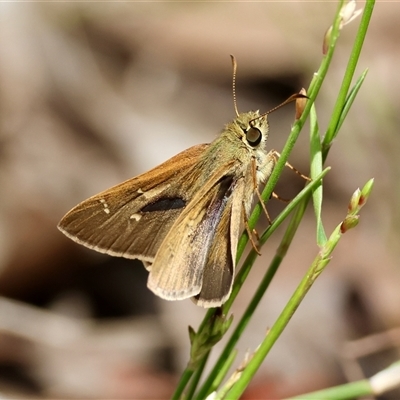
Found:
<box><xmin>195</xmin><ymin>111</ymin><xmax>271</xmax><ymax>186</ymax></box>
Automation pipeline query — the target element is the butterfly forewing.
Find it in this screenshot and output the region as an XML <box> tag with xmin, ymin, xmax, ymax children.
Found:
<box><xmin>58</xmin><ymin>144</ymin><xmax>208</xmax><ymax>261</ymax></box>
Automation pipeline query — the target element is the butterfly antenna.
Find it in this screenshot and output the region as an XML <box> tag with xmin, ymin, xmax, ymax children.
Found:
<box><xmin>252</xmin><ymin>93</ymin><xmax>308</xmax><ymax>123</ymax></box>
<box><xmin>267</xmin><ymin>93</ymin><xmax>306</xmax><ymax>115</ymax></box>
<box><xmin>230</xmin><ymin>55</ymin><xmax>240</xmax><ymax>117</ymax></box>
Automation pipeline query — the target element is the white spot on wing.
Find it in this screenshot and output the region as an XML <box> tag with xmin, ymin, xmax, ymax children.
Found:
<box><xmin>137</xmin><ymin>188</ymin><xmax>144</xmax><ymax>194</ymax></box>
<box><xmin>130</xmin><ymin>213</ymin><xmax>142</xmax><ymax>221</ymax></box>
<box><xmin>99</xmin><ymin>199</ymin><xmax>110</xmax><ymax>214</ymax></box>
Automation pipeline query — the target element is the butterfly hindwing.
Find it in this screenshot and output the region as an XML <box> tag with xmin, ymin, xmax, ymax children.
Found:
<box><xmin>193</xmin><ymin>175</ymin><xmax>248</xmax><ymax>307</ymax></box>
<box><xmin>147</xmin><ymin>161</ymin><xmax>239</xmax><ymax>300</ymax></box>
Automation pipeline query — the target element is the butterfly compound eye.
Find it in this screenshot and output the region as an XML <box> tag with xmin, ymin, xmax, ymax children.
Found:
<box><xmin>245</xmin><ymin>126</ymin><xmax>262</xmax><ymax>147</ymax></box>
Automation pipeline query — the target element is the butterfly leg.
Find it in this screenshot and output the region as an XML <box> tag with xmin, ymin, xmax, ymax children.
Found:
<box><xmin>271</xmin><ymin>192</ymin><xmax>291</xmax><ymax>203</ymax></box>
<box><xmin>252</xmin><ymin>228</ymin><xmax>260</xmax><ymax>242</ymax></box>
<box><xmin>269</xmin><ymin>150</ymin><xmax>311</xmax><ymax>203</ymax></box>
<box><xmin>251</xmin><ymin>157</ymin><xmax>273</xmax><ymax>224</ymax></box>
<box><xmin>272</xmin><ymin>150</ymin><xmax>311</xmax><ymax>181</ymax></box>
<box><xmin>242</xmin><ymin>203</ymin><xmax>261</xmax><ymax>255</ymax></box>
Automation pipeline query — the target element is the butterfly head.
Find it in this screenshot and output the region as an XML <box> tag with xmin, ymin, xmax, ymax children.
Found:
<box><xmin>232</xmin><ymin>111</ymin><xmax>269</xmax><ymax>151</ymax></box>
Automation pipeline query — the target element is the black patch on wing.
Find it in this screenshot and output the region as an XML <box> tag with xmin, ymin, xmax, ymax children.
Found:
<box><xmin>141</xmin><ymin>197</ymin><xmax>186</xmax><ymax>212</ymax></box>
<box><xmin>217</xmin><ymin>175</ymin><xmax>235</xmax><ymax>199</ymax></box>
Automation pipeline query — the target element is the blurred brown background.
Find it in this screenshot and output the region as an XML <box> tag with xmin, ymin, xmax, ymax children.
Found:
<box><xmin>1</xmin><ymin>2</ymin><xmax>400</xmax><ymax>399</ymax></box>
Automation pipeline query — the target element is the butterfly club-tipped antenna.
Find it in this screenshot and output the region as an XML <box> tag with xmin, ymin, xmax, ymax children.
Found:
<box><xmin>230</xmin><ymin>55</ymin><xmax>240</xmax><ymax>117</ymax></box>
<box><xmin>250</xmin><ymin>92</ymin><xmax>309</xmax><ymax>125</ymax></box>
